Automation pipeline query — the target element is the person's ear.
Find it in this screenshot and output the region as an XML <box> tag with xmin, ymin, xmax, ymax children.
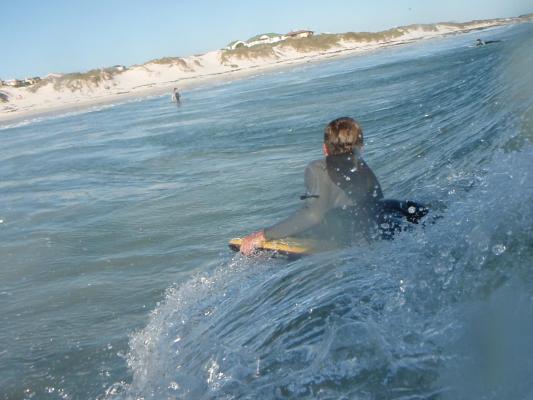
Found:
<box><xmin>322</xmin><ymin>143</ymin><xmax>330</xmax><ymax>156</ymax></box>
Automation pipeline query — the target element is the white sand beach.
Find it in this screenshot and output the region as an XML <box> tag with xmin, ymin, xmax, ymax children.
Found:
<box><xmin>0</xmin><ymin>16</ymin><xmax>529</xmax><ymax>124</ymax></box>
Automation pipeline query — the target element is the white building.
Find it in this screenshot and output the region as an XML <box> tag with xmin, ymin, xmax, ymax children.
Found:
<box><xmin>286</xmin><ymin>30</ymin><xmax>314</xmax><ymax>39</ymax></box>
<box><xmin>110</xmin><ymin>65</ymin><xmax>127</xmax><ymax>72</ymax></box>
<box><xmin>226</xmin><ymin>29</ymin><xmax>315</xmax><ymax>50</ymax></box>
<box><xmin>246</xmin><ymin>34</ymin><xmax>285</xmax><ymax>47</ymax></box>
<box><xmin>228</xmin><ymin>40</ymin><xmax>247</xmax><ymax>50</ymax></box>
<box><xmin>4</xmin><ymin>79</ymin><xmax>20</xmax><ymax>87</ymax></box>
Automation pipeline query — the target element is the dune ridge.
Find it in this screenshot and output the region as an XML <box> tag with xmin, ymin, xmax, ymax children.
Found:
<box><xmin>1</xmin><ymin>14</ymin><xmax>531</xmax><ymax>123</ymax></box>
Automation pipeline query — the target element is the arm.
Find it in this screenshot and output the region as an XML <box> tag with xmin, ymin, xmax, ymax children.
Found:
<box><xmin>264</xmin><ymin>167</ymin><xmax>327</xmax><ymax>239</ymax></box>
<box><xmin>240</xmin><ymin>163</ymin><xmax>328</xmax><ymax>254</ymax></box>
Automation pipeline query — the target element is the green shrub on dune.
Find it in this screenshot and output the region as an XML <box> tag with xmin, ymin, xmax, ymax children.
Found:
<box><xmin>281</xmin><ymin>34</ymin><xmax>341</xmax><ymax>51</ymax></box>
<box><xmin>220</xmin><ymin>43</ymin><xmax>278</xmax><ymax>64</ymax></box>
<box><xmin>145</xmin><ymin>57</ymin><xmax>194</xmax><ymax>71</ymax></box>
<box><xmin>28</xmin><ymin>67</ymin><xmax>126</xmax><ymax>93</ymax></box>
<box><xmin>55</xmin><ymin>68</ymin><xmax>123</xmax><ymax>92</ymax></box>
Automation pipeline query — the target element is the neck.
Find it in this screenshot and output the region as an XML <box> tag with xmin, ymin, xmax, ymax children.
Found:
<box><xmin>326</xmin><ymin>150</ymin><xmax>361</xmax><ymax>159</ymax></box>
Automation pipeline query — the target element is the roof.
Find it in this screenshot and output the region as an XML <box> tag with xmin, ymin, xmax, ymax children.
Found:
<box><xmin>286</xmin><ymin>30</ymin><xmax>314</xmax><ymax>36</ymax></box>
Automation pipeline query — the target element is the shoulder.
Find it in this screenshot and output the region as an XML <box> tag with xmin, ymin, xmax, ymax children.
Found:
<box><xmin>304</xmin><ymin>159</ymin><xmax>326</xmax><ymax>185</ymax></box>
<box><xmin>306</xmin><ymin>159</ymin><xmax>326</xmax><ymax>174</ymax></box>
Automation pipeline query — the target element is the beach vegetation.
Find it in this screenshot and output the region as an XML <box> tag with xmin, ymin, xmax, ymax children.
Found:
<box><xmin>518</xmin><ymin>13</ymin><xmax>533</xmax><ymax>20</ymax></box>
<box><xmin>342</xmin><ymin>28</ymin><xmax>405</xmax><ymax>42</ymax></box>
<box><xmin>28</xmin><ymin>67</ymin><xmax>125</xmax><ymax>93</ymax></box>
<box><xmin>220</xmin><ymin>43</ymin><xmax>278</xmax><ymax>64</ymax></box>
<box><xmin>436</xmin><ymin>19</ymin><xmax>505</xmax><ymax>30</ymax></box>
<box><xmin>145</xmin><ymin>57</ymin><xmax>194</xmax><ymax>71</ymax></box>
<box><xmin>27</xmin><ymin>79</ymin><xmax>50</xmax><ymax>92</ymax></box>
<box><xmin>280</xmin><ymin>34</ymin><xmax>341</xmax><ymax>51</ymax></box>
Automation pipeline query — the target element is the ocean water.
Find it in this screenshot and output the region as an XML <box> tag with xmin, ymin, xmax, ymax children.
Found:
<box><xmin>1</xmin><ymin>23</ymin><xmax>532</xmax><ymax>400</ymax></box>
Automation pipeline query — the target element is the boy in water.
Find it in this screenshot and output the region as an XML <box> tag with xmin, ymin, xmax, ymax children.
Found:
<box><xmin>171</xmin><ymin>88</ymin><xmax>181</xmax><ymax>107</ymax></box>
<box><xmin>240</xmin><ymin>117</ymin><xmax>384</xmax><ymax>255</ymax></box>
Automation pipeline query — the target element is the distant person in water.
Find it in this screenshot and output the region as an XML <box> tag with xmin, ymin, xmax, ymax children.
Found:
<box><xmin>171</xmin><ymin>88</ymin><xmax>181</xmax><ymax>107</ymax></box>
<box><xmin>475</xmin><ymin>38</ymin><xmax>501</xmax><ymax>47</ymax></box>
<box><xmin>240</xmin><ymin>117</ymin><xmax>385</xmax><ymax>255</ymax></box>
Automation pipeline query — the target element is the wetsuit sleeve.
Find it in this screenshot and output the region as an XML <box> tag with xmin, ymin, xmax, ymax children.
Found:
<box><xmin>263</xmin><ymin>164</ymin><xmax>329</xmax><ymax>240</ymax></box>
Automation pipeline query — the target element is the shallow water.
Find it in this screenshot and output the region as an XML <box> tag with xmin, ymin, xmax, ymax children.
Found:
<box><xmin>1</xmin><ymin>24</ymin><xmax>532</xmax><ymax>399</ymax></box>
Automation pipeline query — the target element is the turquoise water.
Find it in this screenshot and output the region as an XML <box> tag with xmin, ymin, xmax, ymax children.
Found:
<box><xmin>1</xmin><ymin>24</ymin><xmax>533</xmax><ymax>399</ymax></box>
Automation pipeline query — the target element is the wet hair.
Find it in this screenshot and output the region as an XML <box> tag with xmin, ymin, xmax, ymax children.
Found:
<box><xmin>324</xmin><ymin>117</ymin><xmax>363</xmax><ymax>155</ymax></box>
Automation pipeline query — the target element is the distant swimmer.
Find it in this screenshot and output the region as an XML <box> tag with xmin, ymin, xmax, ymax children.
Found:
<box><xmin>238</xmin><ymin>117</ymin><xmax>428</xmax><ymax>255</ymax></box>
<box><xmin>171</xmin><ymin>88</ymin><xmax>181</xmax><ymax>107</ymax></box>
<box><xmin>475</xmin><ymin>38</ymin><xmax>502</xmax><ymax>47</ymax></box>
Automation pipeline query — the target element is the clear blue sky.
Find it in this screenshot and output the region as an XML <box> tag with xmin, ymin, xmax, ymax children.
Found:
<box><xmin>1</xmin><ymin>0</ymin><xmax>531</xmax><ymax>79</ymax></box>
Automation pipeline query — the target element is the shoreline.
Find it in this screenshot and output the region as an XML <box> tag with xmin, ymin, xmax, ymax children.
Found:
<box><xmin>0</xmin><ymin>18</ymin><xmax>526</xmax><ymax>126</ymax></box>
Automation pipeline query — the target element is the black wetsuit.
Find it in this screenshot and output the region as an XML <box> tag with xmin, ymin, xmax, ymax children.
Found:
<box><xmin>264</xmin><ymin>152</ymin><xmax>384</xmax><ymax>246</ymax></box>
<box><xmin>476</xmin><ymin>39</ymin><xmax>501</xmax><ymax>46</ymax></box>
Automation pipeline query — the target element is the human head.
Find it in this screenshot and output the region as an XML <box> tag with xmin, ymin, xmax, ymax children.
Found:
<box><xmin>323</xmin><ymin>117</ymin><xmax>363</xmax><ymax>155</ymax></box>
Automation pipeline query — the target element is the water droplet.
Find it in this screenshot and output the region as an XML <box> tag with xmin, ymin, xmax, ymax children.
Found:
<box><xmin>350</xmin><ymin>167</ymin><xmax>357</xmax><ymax>172</ymax></box>
<box><xmin>434</xmin><ymin>263</ymin><xmax>447</xmax><ymax>274</ymax></box>
<box><xmin>345</xmin><ymin>176</ymin><xmax>351</xmax><ymax>181</ymax></box>
<box><xmin>399</xmin><ymin>279</ymin><xmax>406</xmax><ymax>293</ymax></box>
<box><xmin>492</xmin><ymin>244</ymin><xmax>506</xmax><ymax>256</ymax></box>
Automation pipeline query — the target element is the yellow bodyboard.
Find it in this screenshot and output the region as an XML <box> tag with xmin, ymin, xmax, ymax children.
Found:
<box><xmin>228</xmin><ymin>237</ymin><xmax>317</xmax><ymax>257</ymax></box>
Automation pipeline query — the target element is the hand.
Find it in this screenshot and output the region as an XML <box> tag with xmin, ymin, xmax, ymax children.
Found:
<box><xmin>240</xmin><ymin>230</ymin><xmax>266</xmax><ymax>256</ymax></box>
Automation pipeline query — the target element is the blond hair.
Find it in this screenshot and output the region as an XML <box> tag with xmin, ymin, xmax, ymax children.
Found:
<box><xmin>324</xmin><ymin>117</ymin><xmax>363</xmax><ymax>155</ymax></box>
